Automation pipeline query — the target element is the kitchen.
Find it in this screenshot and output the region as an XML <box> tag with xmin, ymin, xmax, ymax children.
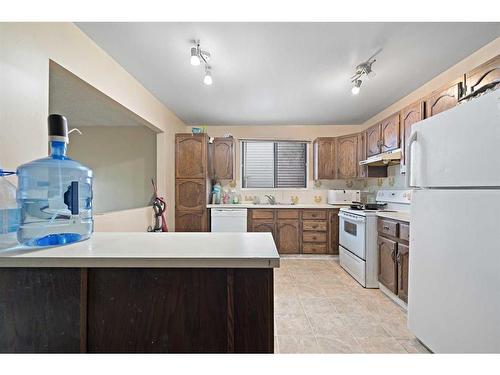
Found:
<box><xmin>0</xmin><ymin>12</ymin><xmax>500</xmax><ymax>367</ymax></box>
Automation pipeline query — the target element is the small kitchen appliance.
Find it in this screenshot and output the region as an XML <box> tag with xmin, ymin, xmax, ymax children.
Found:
<box><xmin>338</xmin><ymin>189</ymin><xmax>411</xmax><ymax>288</ymax></box>
<box><xmin>16</xmin><ymin>114</ymin><xmax>93</xmax><ymax>247</ymax></box>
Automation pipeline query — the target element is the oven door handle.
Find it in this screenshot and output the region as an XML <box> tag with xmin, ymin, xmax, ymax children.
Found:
<box><xmin>338</xmin><ymin>213</ymin><xmax>365</xmax><ymax>223</ymax></box>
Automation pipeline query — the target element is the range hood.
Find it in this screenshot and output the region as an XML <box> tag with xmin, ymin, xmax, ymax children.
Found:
<box><xmin>359</xmin><ymin>148</ymin><xmax>402</xmax><ymax>167</ymax></box>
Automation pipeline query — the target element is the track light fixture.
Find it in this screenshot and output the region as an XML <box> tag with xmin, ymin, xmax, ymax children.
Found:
<box><xmin>190</xmin><ymin>40</ymin><xmax>213</xmax><ymax>85</ymax></box>
<box><xmin>350</xmin><ymin>49</ymin><xmax>381</xmax><ymax>95</ymax></box>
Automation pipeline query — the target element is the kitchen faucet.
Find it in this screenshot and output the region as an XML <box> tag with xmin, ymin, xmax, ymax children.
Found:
<box><xmin>265</xmin><ymin>195</ymin><xmax>276</xmax><ymax>205</ymax></box>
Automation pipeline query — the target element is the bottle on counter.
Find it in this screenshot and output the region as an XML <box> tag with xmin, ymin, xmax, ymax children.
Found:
<box><xmin>16</xmin><ymin>114</ymin><xmax>93</xmax><ymax>247</ymax></box>
<box><xmin>0</xmin><ymin>169</ymin><xmax>20</xmax><ymax>250</ymax></box>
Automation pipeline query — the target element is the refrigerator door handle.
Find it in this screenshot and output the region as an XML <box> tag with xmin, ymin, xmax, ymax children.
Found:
<box><xmin>405</xmin><ymin>131</ymin><xmax>418</xmax><ymax>188</ymax></box>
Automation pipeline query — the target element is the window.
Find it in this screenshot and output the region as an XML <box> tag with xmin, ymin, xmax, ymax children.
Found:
<box><xmin>241</xmin><ymin>141</ymin><xmax>307</xmax><ymax>188</ymax></box>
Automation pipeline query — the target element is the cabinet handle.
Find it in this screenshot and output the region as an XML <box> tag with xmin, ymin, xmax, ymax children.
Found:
<box><xmin>383</xmin><ymin>226</ymin><xmax>390</xmax><ymax>230</ymax></box>
<box><xmin>312</xmin><ymin>225</ymin><xmax>318</xmax><ymax>229</ymax></box>
<box><xmin>391</xmin><ymin>248</ymin><xmax>396</xmax><ymax>262</ymax></box>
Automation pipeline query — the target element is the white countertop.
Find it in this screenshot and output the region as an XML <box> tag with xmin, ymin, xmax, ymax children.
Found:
<box><xmin>0</xmin><ymin>232</ymin><xmax>280</xmax><ymax>269</ymax></box>
<box><xmin>376</xmin><ymin>211</ymin><xmax>411</xmax><ymax>223</ymax></box>
<box><xmin>207</xmin><ymin>203</ymin><xmax>347</xmax><ymax>209</ymax></box>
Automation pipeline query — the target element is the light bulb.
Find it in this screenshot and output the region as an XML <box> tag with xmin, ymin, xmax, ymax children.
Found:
<box><xmin>204</xmin><ymin>70</ymin><xmax>213</xmax><ymax>85</ymax></box>
<box><xmin>351</xmin><ymin>80</ymin><xmax>361</xmax><ymax>95</ymax></box>
<box><xmin>190</xmin><ymin>46</ymin><xmax>200</xmax><ymax>66</ymax></box>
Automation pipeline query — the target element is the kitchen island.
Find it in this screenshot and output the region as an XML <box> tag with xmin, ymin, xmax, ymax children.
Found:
<box><xmin>0</xmin><ymin>232</ymin><xmax>279</xmax><ymax>353</ymax></box>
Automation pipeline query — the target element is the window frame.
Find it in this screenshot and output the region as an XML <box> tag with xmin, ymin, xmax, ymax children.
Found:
<box><xmin>239</xmin><ymin>140</ymin><xmax>309</xmax><ymax>190</ymax></box>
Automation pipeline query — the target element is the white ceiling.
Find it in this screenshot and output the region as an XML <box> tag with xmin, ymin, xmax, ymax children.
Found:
<box><xmin>49</xmin><ymin>61</ymin><xmax>153</xmax><ymax>128</ymax></box>
<box><xmin>76</xmin><ymin>22</ymin><xmax>500</xmax><ymax>125</ymax></box>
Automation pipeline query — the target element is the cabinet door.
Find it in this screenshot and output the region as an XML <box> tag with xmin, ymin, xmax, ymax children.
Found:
<box><xmin>276</xmin><ymin>220</ymin><xmax>301</xmax><ymax>254</ymax></box>
<box><xmin>378</xmin><ymin>235</ymin><xmax>398</xmax><ymax>294</ymax></box>
<box><xmin>249</xmin><ymin>220</ymin><xmax>275</xmax><ymax>241</ymax></box>
<box><xmin>397</xmin><ymin>243</ymin><xmax>409</xmax><ymax>303</ymax></box>
<box><xmin>465</xmin><ymin>55</ymin><xmax>500</xmax><ymax>95</ymax></box>
<box><xmin>337</xmin><ymin>135</ymin><xmax>358</xmax><ymax>179</ymax></box>
<box><xmin>313</xmin><ymin>138</ymin><xmax>337</xmax><ymax>179</ymax></box>
<box><xmin>176</xmin><ymin>134</ymin><xmax>207</xmax><ymax>179</ymax></box>
<box><xmin>212</xmin><ymin>138</ymin><xmax>234</xmax><ymax>180</ymax></box>
<box><xmin>380</xmin><ymin>113</ymin><xmax>400</xmax><ymax>152</ymax></box>
<box><xmin>400</xmin><ymin>101</ymin><xmax>424</xmax><ymax>168</ymax></box>
<box><xmin>366</xmin><ymin>124</ymin><xmax>381</xmax><ymax>157</ymax></box>
<box><xmin>329</xmin><ymin>209</ymin><xmax>339</xmax><ymax>255</ymax></box>
<box><xmin>425</xmin><ymin>80</ymin><xmax>463</xmax><ymax>118</ymax></box>
<box><xmin>175</xmin><ymin>210</ymin><xmax>207</xmax><ymax>232</ymax></box>
<box><xmin>357</xmin><ymin>132</ymin><xmax>367</xmax><ymax>178</ymax></box>
<box><xmin>176</xmin><ymin>179</ymin><xmax>206</xmax><ymax>211</ymax></box>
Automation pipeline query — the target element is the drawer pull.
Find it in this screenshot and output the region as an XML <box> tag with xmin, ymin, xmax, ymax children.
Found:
<box><xmin>312</xmin><ymin>225</ymin><xmax>318</xmax><ymax>229</ymax></box>
<box><xmin>383</xmin><ymin>226</ymin><xmax>390</xmax><ymax>230</ymax></box>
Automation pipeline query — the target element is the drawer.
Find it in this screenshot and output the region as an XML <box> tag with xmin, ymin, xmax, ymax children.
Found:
<box><xmin>302</xmin><ymin>210</ymin><xmax>327</xmax><ymax>220</ymax></box>
<box><xmin>302</xmin><ymin>243</ymin><xmax>327</xmax><ymax>254</ymax></box>
<box><xmin>302</xmin><ymin>220</ymin><xmax>327</xmax><ymax>231</ymax></box>
<box><xmin>378</xmin><ymin>219</ymin><xmax>399</xmax><ymax>237</ymax></box>
<box><xmin>399</xmin><ymin>223</ymin><xmax>410</xmax><ymax>242</ymax></box>
<box><xmin>250</xmin><ymin>209</ymin><xmax>274</xmax><ymax>220</ymax></box>
<box><xmin>303</xmin><ymin>231</ymin><xmax>327</xmax><ymax>243</ymax></box>
<box><xmin>277</xmin><ymin>210</ymin><xmax>300</xmax><ymax>219</ymax></box>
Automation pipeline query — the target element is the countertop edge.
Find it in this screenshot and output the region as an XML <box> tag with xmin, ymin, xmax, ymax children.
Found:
<box><xmin>376</xmin><ymin>212</ymin><xmax>411</xmax><ymax>223</ymax></box>
<box><xmin>0</xmin><ymin>257</ymin><xmax>281</xmax><ymax>269</ymax></box>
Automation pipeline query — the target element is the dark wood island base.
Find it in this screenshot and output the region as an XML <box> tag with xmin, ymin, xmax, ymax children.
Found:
<box><xmin>0</xmin><ymin>267</ymin><xmax>274</xmax><ymax>353</ymax></box>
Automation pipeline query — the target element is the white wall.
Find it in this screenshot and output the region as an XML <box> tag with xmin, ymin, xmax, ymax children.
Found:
<box><xmin>69</xmin><ymin>126</ymin><xmax>157</xmax><ymax>214</ymax></box>
<box><xmin>0</xmin><ymin>22</ymin><xmax>185</xmax><ymax>231</ymax></box>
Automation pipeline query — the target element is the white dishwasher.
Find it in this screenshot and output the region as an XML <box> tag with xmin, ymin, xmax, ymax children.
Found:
<box><xmin>210</xmin><ymin>208</ymin><xmax>248</xmax><ymax>232</ymax></box>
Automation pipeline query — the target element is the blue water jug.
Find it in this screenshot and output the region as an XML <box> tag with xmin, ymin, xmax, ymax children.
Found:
<box><xmin>16</xmin><ymin>114</ymin><xmax>93</xmax><ymax>247</ymax></box>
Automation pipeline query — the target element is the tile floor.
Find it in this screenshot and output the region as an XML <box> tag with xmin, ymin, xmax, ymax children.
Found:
<box><xmin>274</xmin><ymin>257</ymin><xmax>430</xmax><ymax>354</ymax></box>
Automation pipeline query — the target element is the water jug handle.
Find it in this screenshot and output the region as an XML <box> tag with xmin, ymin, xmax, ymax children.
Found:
<box><xmin>64</xmin><ymin>181</ymin><xmax>79</xmax><ymax>215</ymax></box>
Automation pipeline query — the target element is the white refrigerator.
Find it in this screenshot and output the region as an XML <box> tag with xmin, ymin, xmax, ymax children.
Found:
<box><xmin>407</xmin><ymin>90</ymin><xmax>500</xmax><ymax>353</ymax></box>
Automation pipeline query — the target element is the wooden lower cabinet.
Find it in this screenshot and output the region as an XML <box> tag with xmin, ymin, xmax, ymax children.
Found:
<box><xmin>329</xmin><ymin>209</ymin><xmax>339</xmax><ymax>255</ymax></box>
<box><xmin>276</xmin><ymin>220</ymin><xmax>301</xmax><ymax>254</ymax></box>
<box><xmin>176</xmin><ymin>211</ymin><xmax>207</xmax><ymax>232</ymax></box>
<box><xmin>397</xmin><ymin>243</ymin><xmax>409</xmax><ymax>303</ymax></box>
<box><xmin>377</xmin><ymin>217</ymin><xmax>410</xmax><ymax>303</ymax></box>
<box><xmin>247</xmin><ymin>208</ymin><xmax>338</xmax><ymax>255</ymax></box>
<box><xmin>249</xmin><ymin>219</ymin><xmax>275</xmax><ymax>240</ymax></box>
<box><xmin>0</xmin><ymin>267</ymin><xmax>274</xmax><ymax>353</ymax></box>
<box><xmin>378</xmin><ymin>235</ymin><xmax>398</xmax><ymax>294</ymax></box>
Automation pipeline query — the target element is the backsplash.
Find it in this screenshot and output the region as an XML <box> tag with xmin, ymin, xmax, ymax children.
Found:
<box><xmin>219</xmin><ymin>164</ymin><xmax>406</xmax><ymax>205</ymax></box>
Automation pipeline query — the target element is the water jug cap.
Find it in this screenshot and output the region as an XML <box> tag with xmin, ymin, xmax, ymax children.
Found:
<box><xmin>48</xmin><ymin>114</ymin><xmax>68</xmax><ymax>143</ymax></box>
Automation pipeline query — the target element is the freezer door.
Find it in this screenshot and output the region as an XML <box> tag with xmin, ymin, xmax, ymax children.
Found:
<box><xmin>408</xmin><ymin>189</ymin><xmax>500</xmax><ymax>353</ymax></box>
<box><xmin>408</xmin><ymin>91</ymin><xmax>500</xmax><ymax>188</ymax></box>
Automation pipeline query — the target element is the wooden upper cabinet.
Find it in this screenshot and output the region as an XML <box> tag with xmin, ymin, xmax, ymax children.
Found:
<box><xmin>356</xmin><ymin>132</ymin><xmax>367</xmax><ymax>178</ymax></box>
<box><xmin>378</xmin><ymin>235</ymin><xmax>398</xmax><ymax>294</ymax></box>
<box><xmin>212</xmin><ymin>137</ymin><xmax>234</xmax><ymax>180</ymax></box>
<box><xmin>313</xmin><ymin>137</ymin><xmax>337</xmax><ymax>180</ymax></box>
<box><xmin>175</xmin><ymin>134</ymin><xmax>207</xmax><ymax>179</ymax></box>
<box><xmin>175</xmin><ymin>179</ymin><xmax>206</xmax><ymax>211</ymax></box>
<box><xmin>337</xmin><ymin>134</ymin><xmax>358</xmax><ymax>179</ymax></box>
<box><xmin>400</xmin><ymin>101</ymin><xmax>424</xmax><ymax>168</ymax></box>
<box><xmin>465</xmin><ymin>55</ymin><xmax>500</xmax><ymax>95</ymax></box>
<box><xmin>425</xmin><ymin>79</ymin><xmax>463</xmax><ymax>118</ymax></box>
<box><xmin>365</xmin><ymin>123</ymin><xmax>381</xmax><ymax>157</ymax></box>
<box><xmin>276</xmin><ymin>220</ymin><xmax>301</xmax><ymax>254</ymax></box>
<box><xmin>380</xmin><ymin>113</ymin><xmax>400</xmax><ymax>152</ymax></box>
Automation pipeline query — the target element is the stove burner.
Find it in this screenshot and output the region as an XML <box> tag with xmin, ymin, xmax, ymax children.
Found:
<box><xmin>350</xmin><ymin>202</ymin><xmax>388</xmax><ymax>211</ymax></box>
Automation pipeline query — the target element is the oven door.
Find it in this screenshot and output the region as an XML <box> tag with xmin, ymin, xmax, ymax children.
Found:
<box><xmin>338</xmin><ymin>211</ymin><xmax>366</xmax><ymax>260</ymax></box>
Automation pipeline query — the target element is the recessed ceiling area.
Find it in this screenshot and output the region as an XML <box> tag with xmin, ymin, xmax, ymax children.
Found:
<box><xmin>76</xmin><ymin>22</ymin><xmax>500</xmax><ymax>125</ymax></box>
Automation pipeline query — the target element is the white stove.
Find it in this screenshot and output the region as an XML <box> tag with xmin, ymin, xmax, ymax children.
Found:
<box><xmin>338</xmin><ymin>190</ymin><xmax>411</xmax><ymax>288</ymax></box>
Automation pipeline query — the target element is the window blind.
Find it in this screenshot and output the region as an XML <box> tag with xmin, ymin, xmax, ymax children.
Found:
<box><xmin>242</xmin><ymin>141</ymin><xmax>307</xmax><ymax>188</ymax></box>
